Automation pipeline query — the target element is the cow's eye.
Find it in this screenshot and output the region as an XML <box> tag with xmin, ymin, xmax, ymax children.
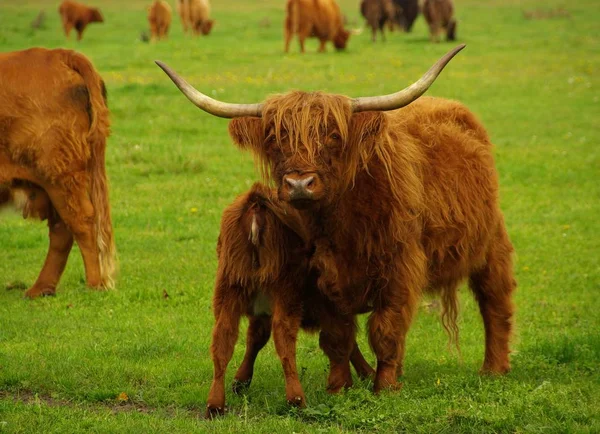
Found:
<box><xmin>264</xmin><ymin>135</ymin><xmax>276</xmax><ymax>145</ymax></box>
<box><xmin>330</xmin><ymin>133</ymin><xmax>341</xmax><ymax>141</ymax></box>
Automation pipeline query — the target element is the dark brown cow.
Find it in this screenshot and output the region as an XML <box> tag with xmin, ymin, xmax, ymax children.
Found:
<box><xmin>284</xmin><ymin>0</ymin><xmax>350</xmax><ymax>53</ymax></box>
<box><xmin>157</xmin><ymin>44</ymin><xmax>515</xmax><ymax>408</ymax></box>
<box><xmin>58</xmin><ymin>0</ymin><xmax>104</xmax><ymax>41</ymax></box>
<box><xmin>423</xmin><ymin>0</ymin><xmax>456</xmax><ymax>42</ymax></box>
<box><xmin>0</xmin><ymin>48</ymin><xmax>116</xmax><ymax>298</ymax></box>
<box><xmin>360</xmin><ymin>0</ymin><xmax>396</xmax><ymax>42</ymax></box>
<box><xmin>208</xmin><ymin>183</ymin><xmax>374</xmax><ymax>416</ymax></box>
<box><xmin>148</xmin><ymin>0</ymin><xmax>172</xmax><ymax>41</ymax></box>
<box><xmin>391</xmin><ymin>0</ymin><xmax>419</xmax><ymax>32</ymax></box>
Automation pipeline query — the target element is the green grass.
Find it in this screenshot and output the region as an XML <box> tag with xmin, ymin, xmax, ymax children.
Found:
<box><xmin>0</xmin><ymin>0</ymin><xmax>599</xmax><ymax>432</ymax></box>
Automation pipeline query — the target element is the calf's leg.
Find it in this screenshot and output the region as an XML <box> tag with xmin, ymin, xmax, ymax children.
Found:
<box><xmin>319</xmin><ymin>313</ymin><xmax>356</xmax><ymax>393</ymax></box>
<box><xmin>232</xmin><ymin>314</ymin><xmax>272</xmax><ymax>394</ymax></box>
<box><xmin>206</xmin><ymin>283</ymin><xmax>243</xmax><ymax>417</ymax></box>
<box><xmin>272</xmin><ymin>295</ymin><xmax>305</xmax><ymax>406</ymax></box>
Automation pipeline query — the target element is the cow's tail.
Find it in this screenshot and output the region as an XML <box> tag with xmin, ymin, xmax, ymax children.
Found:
<box><xmin>440</xmin><ymin>285</ymin><xmax>461</xmax><ymax>356</ymax></box>
<box><xmin>61</xmin><ymin>49</ymin><xmax>117</xmax><ymax>289</ymax></box>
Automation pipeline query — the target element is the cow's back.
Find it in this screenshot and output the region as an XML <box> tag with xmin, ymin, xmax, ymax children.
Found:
<box><xmin>288</xmin><ymin>0</ymin><xmax>343</xmax><ymax>40</ymax></box>
<box><xmin>189</xmin><ymin>0</ymin><xmax>210</xmax><ymax>22</ymax></box>
<box><xmin>388</xmin><ymin>97</ymin><xmax>500</xmax><ymax>285</ymax></box>
<box><xmin>0</xmin><ymin>48</ymin><xmax>96</xmax><ymax>178</ymax></box>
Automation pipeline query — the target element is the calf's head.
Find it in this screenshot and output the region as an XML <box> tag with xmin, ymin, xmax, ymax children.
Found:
<box><xmin>156</xmin><ymin>44</ymin><xmax>465</xmax><ymax>209</ymax></box>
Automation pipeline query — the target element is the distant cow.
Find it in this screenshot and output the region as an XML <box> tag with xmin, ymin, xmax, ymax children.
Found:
<box><xmin>207</xmin><ymin>183</ymin><xmax>374</xmax><ymax>416</ymax></box>
<box><xmin>177</xmin><ymin>0</ymin><xmax>214</xmax><ymax>36</ymax></box>
<box><xmin>360</xmin><ymin>0</ymin><xmax>396</xmax><ymax>42</ymax></box>
<box><xmin>391</xmin><ymin>0</ymin><xmax>419</xmax><ymax>32</ymax></box>
<box><xmin>158</xmin><ymin>44</ymin><xmax>516</xmax><ymax>407</ymax></box>
<box><xmin>423</xmin><ymin>0</ymin><xmax>456</xmax><ymax>42</ymax></box>
<box><xmin>0</xmin><ymin>48</ymin><xmax>116</xmax><ymax>298</ymax></box>
<box><xmin>284</xmin><ymin>0</ymin><xmax>351</xmax><ymax>53</ymax></box>
<box><xmin>58</xmin><ymin>0</ymin><xmax>103</xmax><ymax>41</ymax></box>
<box><xmin>148</xmin><ymin>0</ymin><xmax>172</xmax><ymax>41</ymax></box>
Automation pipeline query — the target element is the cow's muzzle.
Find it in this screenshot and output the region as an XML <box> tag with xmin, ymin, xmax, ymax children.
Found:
<box><xmin>282</xmin><ymin>172</ymin><xmax>323</xmax><ymax>208</ymax></box>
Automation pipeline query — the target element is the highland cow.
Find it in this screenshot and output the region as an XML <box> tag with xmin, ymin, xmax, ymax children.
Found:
<box><xmin>0</xmin><ymin>48</ymin><xmax>116</xmax><ymax>298</ymax></box>
<box><xmin>157</xmin><ymin>44</ymin><xmax>515</xmax><ymax>409</ymax></box>
<box><xmin>58</xmin><ymin>0</ymin><xmax>103</xmax><ymax>41</ymax></box>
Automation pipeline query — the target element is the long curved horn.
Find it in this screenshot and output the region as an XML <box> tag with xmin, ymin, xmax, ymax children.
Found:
<box><xmin>155</xmin><ymin>60</ymin><xmax>263</xmax><ymax>118</ymax></box>
<box><xmin>351</xmin><ymin>44</ymin><xmax>466</xmax><ymax>113</ymax></box>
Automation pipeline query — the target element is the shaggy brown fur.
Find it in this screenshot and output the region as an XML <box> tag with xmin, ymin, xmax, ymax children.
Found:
<box><xmin>227</xmin><ymin>93</ymin><xmax>516</xmax><ymax>396</ymax></box>
<box><xmin>177</xmin><ymin>0</ymin><xmax>214</xmax><ymax>36</ymax></box>
<box><xmin>0</xmin><ymin>48</ymin><xmax>116</xmax><ymax>298</ymax></box>
<box><xmin>284</xmin><ymin>0</ymin><xmax>351</xmax><ymax>53</ymax></box>
<box><xmin>58</xmin><ymin>0</ymin><xmax>103</xmax><ymax>41</ymax></box>
<box><xmin>148</xmin><ymin>0</ymin><xmax>172</xmax><ymax>41</ymax></box>
<box><xmin>360</xmin><ymin>0</ymin><xmax>396</xmax><ymax>42</ymax></box>
<box><xmin>423</xmin><ymin>0</ymin><xmax>456</xmax><ymax>42</ymax></box>
<box><xmin>206</xmin><ymin>183</ymin><xmax>374</xmax><ymax>417</ymax></box>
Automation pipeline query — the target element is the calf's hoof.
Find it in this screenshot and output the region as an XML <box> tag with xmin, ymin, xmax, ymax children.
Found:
<box><xmin>205</xmin><ymin>403</ymin><xmax>225</xmax><ymax>419</ymax></box>
<box><xmin>24</xmin><ymin>286</ymin><xmax>56</xmax><ymax>299</ymax></box>
<box><xmin>232</xmin><ymin>378</ymin><xmax>252</xmax><ymax>395</ymax></box>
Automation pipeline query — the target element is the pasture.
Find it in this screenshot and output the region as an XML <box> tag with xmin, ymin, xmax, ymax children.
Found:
<box><xmin>0</xmin><ymin>0</ymin><xmax>598</xmax><ymax>432</ymax></box>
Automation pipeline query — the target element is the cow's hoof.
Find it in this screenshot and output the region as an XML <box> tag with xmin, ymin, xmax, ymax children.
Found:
<box><xmin>232</xmin><ymin>378</ymin><xmax>252</xmax><ymax>395</ymax></box>
<box><xmin>480</xmin><ymin>364</ymin><xmax>510</xmax><ymax>375</ymax></box>
<box><xmin>24</xmin><ymin>286</ymin><xmax>56</xmax><ymax>299</ymax></box>
<box><xmin>205</xmin><ymin>404</ymin><xmax>225</xmax><ymax>419</ymax></box>
<box><xmin>373</xmin><ymin>381</ymin><xmax>403</xmax><ymax>394</ymax></box>
<box><xmin>287</xmin><ymin>395</ymin><xmax>306</xmax><ymax>408</ymax></box>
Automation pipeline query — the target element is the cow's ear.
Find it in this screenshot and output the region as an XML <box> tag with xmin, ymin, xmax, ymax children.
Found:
<box><xmin>348</xmin><ymin>111</ymin><xmax>387</xmax><ymax>146</ymax></box>
<box><xmin>228</xmin><ymin>117</ymin><xmax>264</xmax><ymax>155</ymax></box>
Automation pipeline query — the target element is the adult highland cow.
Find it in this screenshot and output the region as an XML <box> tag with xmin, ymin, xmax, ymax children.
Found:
<box><xmin>284</xmin><ymin>0</ymin><xmax>350</xmax><ymax>53</ymax></box>
<box><xmin>208</xmin><ymin>183</ymin><xmax>373</xmax><ymax>416</ymax></box>
<box><xmin>0</xmin><ymin>48</ymin><xmax>116</xmax><ymax>298</ymax></box>
<box><xmin>157</xmin><ymin>44</ymin><xmax>516</xmax><ymax>408</ymax></box>
<box><xmin>423</xmin><ymin>0</ymin><xmax>456</xmax><ymax>42</ymax></box>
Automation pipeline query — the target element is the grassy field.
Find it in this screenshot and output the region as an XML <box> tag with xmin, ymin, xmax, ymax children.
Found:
<box><xmin>0</xmin><ymin>0</ymin><xmax>598</xmax><ymax>432</ymax></box>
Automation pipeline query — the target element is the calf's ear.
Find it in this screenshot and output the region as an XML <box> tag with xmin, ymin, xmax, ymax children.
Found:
<box><xmin>228</xmin><ymin>117</ymin><xmax>265</xmax><ymax>155</ymax></box>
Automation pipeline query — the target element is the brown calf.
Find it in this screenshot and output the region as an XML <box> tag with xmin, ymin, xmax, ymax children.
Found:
<box><xmin>284</xmin><ymin>0</ymin><xmax>350</xmax><ymax>53</ymax></box>
<box><xmin>58</xmin><ymin>0</ymin><xmax>103</xmax><ymax>41</ymax></box>
<box><xmin>0</xmin><ymin>48</ymin><xmax>116</xmax><ymax>298</ymax></box>
<box><xmin>360</xmin><ymin>0</ymin><xmax>396</xmax><ymax>42</ymax></box>
<box><xmin>207</xmin><ymin>183</ymin><xmax>374</xmax><ymax>416</ymax></box>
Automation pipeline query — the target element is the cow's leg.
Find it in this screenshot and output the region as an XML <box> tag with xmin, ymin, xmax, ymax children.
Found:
<box><xmin>371</xmin><ymin>26</ymin><xmax>377</xmax><ymax>42</ymax></box>
<box><xmin>318</xmin><ymin>38</ymin><xmax>327</xmax><ymax>52</ymax></box>
<box><xmin>284</xmin><ymin>25</ymin><xmax>292</xmax><ymax>53</ymax></box>
<box><xmin>25</xmin><ymin>213</ymin><xmax>74</xmax><ymax>299</ymax></box>
<box><xmin>44</xmin><ymin>174</ymin><xmax>102</xmax><ymax>289</ymax></box>
<box><xmin>469</xmin><ymin>225</ymin><xmax>515</xmax><ymax>374</ymax></box>
<box><xmin>272</xmin><ymin>295</ymin><xmax>305</xmax><ymax>406</ymax></box>
<box><xmin>62</xmin><ymin>21</ymin><xmax>73</xmax><ymax>38</ymax></box>
<box><xmin>350</xmin><ymin>341</ymin><xmax>375</xmax><ymax>380</ymax></box>
<box><xmin>368</xmin><ymin>254</ymin><xmax>423</xmax><ymax>393</ymax></box>
<box><xmin>319</xmin><ymin>314</ymin><xmax>356</xmax><ymax>393</ymax></box>
<box><xmin>232</xmin><ymin>314</ymin><xmax>272</xmax><ymax>394</ymax></box>
<box><xmin>206</xmin><ymin>283</ymin><xmax>243</xmax><ymax>417</ymax></box>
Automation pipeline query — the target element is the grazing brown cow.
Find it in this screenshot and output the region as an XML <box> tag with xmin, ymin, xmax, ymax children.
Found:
<box><xmin>208</xmin><ymin>182</ymin><xmax>374</xmax><ymax>416</ymax></box>
<box><xmin>177</xmin><ymin>0</ymin><xmax>214</xmax><ymax>36</ymax></box>
<box><xmin>423</xmin><ymin>0</ymin><xmax>456</xmax><ymax>42</ymax></box>
<box><xmin>148</xmin><ymin>0</ymin><xmax>172</xmax><ymax>41</ymax></box>
<box><xmin>157</xmin><ymin>44</ymin><xmax>516</xmax><ymax>407</ymax></box>
<box><xmin>58</xmin><ymin>0</ymin><xmax>103</xmax><ymax>41</ymax></box>
<box><xmin>391</xmin><ymin>0</ymin><xmax>419</xmax><ymax>32</ymax></box>
<box><xmin>360</xmin><ymin>0</ymin><xmax>396</xmax><ymax>42</ymax></box>
<box><xmin>284</xmin><ymin>0</ymin><xmax>351</xmax><ymax>53</ymax></box>
<box><xmin>0</xmin><ymin>48</ymin><xmax>116</xmax><ymax>298</ymax></box>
